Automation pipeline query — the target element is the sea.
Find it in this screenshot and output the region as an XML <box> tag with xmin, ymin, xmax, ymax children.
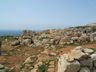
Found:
<box><xmin>0</xmin><ymin>30</ymin><xmax>23</xmax><ymax>36</ymax></box>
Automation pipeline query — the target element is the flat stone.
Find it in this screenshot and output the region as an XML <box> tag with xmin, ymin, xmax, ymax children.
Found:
<box><xmin>49</xmin><ymin>53</ymin><xmax>56</xmax><ymax>56</ymax></box>
<box><xmin>84</xmin><ymin>48</ymin><xmax>94</xmax><ymax>54</ymax></box>
<box><xmin>11</xmin><ymin>41</ymin><xmax>20</xmax><ymax>46</ymax></box>
<box><xmin>63</xmin><ymin>53</ymin><xmax>74</xmax><ymax>62</ymax></box>
<box><xmin>79</xmin><ymin>67</ymin><xmax>90</xmax><ymax>72</ymax></box>
<box><xmin>0</xmin><ymin>64</ymin><xmax>4</xmax><ymax>69</ymax></box>
<box><xmin>70</xmin><ymin>46</ymin><xmax>90</xmax><ymax>60</ymax></box>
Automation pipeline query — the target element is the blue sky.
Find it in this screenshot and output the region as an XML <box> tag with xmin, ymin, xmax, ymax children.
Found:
<box><xmin>0</xmin><ymin>0</ymin><xmax>96</xmax><ymax>30</ymax></box>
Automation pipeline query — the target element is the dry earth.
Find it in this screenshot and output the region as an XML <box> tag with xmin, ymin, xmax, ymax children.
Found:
<box><xmin>0</xmin><ymin>41</ymin><xmax>96</xmax><ymax>72</ymax></box>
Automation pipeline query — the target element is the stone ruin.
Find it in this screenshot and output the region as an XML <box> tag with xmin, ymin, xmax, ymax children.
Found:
<box><xmin>11</xmin><ymin>30</ymin><xmax>35</xmax><ymax>46</ymax></box>
<box><xmin>11</xmin><ymin>26</ymin><xmax>96</xmax><ymax>47</ymax></box>
<box><xmin>58</xmin><ymin>46</ymin><xmax>96</xmax><ymax>72</ymax></box>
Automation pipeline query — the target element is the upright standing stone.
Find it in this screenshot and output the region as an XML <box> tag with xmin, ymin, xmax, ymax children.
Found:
<box><xmin>19</xmin><ymin>35</ymin><xmax>23</xmax><ymax>43</ymax></box>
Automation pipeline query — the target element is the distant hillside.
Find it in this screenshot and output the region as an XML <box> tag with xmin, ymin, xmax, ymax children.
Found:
<box><xmin>86</xmin><ymin>23</ymin><xmax>96</xmax><ymax>26</ymax></box>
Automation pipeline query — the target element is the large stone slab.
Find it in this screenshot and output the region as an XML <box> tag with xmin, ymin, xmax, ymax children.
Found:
<box><xmin>84</xmin><ymin>48</ymin><xmax>94</xmax><ymax>54</ymax></box>
<box><xmin>58</xmin><ymin>55</ymin><xmax>80</xmax><ymax>72</ymax></box>
<box><xmin>79</xmin><ymin>67</ymin><xmax>90</xmax><ymax>72</ymax></box>
<box><xmin>70</xmin><ymin>46</ymin><xmax>90</xmax><ymax>60</ymax></box>
<box><xmin>80</xmin><ymin>58</ymin><xmax>93</xmax><ymax>69</ymax></box>
<box><xmin>0</xmin><ymin>64</ymin><xmax>4</xmax><ymax>69</ymax></box>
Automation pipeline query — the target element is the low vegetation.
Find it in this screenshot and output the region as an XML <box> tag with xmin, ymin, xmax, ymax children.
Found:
<box><xmin>0</xmin><ymin>35</ymin><xmax>16</xmax><ymax>41</ymax></box>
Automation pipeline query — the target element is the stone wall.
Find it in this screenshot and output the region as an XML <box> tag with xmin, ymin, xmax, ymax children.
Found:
<box><xmin>58</xmin><ymin>46</ymin><xmax>96</xmax><ymax>72</ymax></box>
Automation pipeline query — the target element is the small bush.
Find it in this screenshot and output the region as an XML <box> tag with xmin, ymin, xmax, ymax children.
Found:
<box><xmin>2</xmin><ymin>50</ymin><xmax>10</xmax><ymax>55</ymax></box>
<box><xmin>20</xmin><ymin>63</ymin><xmax>26</xmax><ymax>69</ymax></box>
<box><xmin>48</xmin><ymin>54</ymin><xmax>54</xmax><ymax>57</ymax></box>
<box><xmin>38</xmin><ymin>64</ymin><xmax>47</xmax><ymax>72</ymax></box>
<box><xmin>56</xmin><ymin>45</ymin><xmax>65</xmax><ymax>49</ymax></box>
<box><xmin>0</xmin><ymin>35</ymin><xmax>16</xmax><ymax>41</ymax></box>
<box><xmin>38</xmin><ymin>60</ymin><xmax>51</xmax><ymax>72</ymax></box>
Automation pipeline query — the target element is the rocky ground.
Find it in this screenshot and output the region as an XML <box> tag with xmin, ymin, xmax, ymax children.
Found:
<box><xmin>0</xmin><ymin>25</ymin><xmax>96</xmax><ymax>72</ymax></box>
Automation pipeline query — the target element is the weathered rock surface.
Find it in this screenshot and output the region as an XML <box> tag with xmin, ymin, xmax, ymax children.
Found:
<box><xmin>11</xmin><ymin>41</ymin><xmax>20</xmax><ymax>46</ymax></box>
<box><xmin>22</xmin><ymin>39</ymin><xmax>32</xmax><ymax>45</ymax></box>
<box><xmin>58</xmin><ymin>46</ymin><xmax>96</xmax><ymax>72</ymax></box>
<box><xmin>0</xmin><ymin>64</ymin><xmax>9</xmax><ymax>72</ymax></box>
<box><xmin>11</xmin><ymin>26</ymin><xmax>96</xmax><ymax>47</ymax></box>
<box><xmin>80</xmin><ymin>67</ymin><xmax>90</xmax><ymax>72</ymax></box>
<box><xmin>84</xmin><ymin>48</ymin><xmax>94</xmax><ymax>54</ymax></box>
<box><xmin>58</xmin><ymin>57</ymin><xmax>80</xmax><ymax>72</ymax></box>
<box><xmin>10</xmin><ymin>66</ymin><xmax>20</xmax><ymax>72</ymax></box>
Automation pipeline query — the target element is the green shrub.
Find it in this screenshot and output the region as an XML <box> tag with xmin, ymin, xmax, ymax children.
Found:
<box><xmin>48</xmin><ymin>54</ymin><xmax>54</xmax><ymax>57</ymax></box>
<box><xmin>75</xmin><ymin>26</ymin><xmax>87</xmax><ymax>28</ymax></box>
<box><xmin>20</xmin><ymin>63</ymin><xmax>26</xmax><ymax>69</ymax></box>
<box><xmin>56</xmin><ymin>45</ymin><xmax>65</xmax><ymax>49</ymax></box>
<box><xmin>2</xmin><ymin>50</ymin><xmax>10</xmax><ymax>55</ymax></box>
<box><xmin>38</xmin><ymin>60</ymin><xmax>51</xmax><ymax>72</ymax></box>
<box><xmin>38</xmin><ymin>64</ymin><xmax>47</xmax><ymax>72</ymax></box>
<box><xmin>92</xmin><ymin>26</ymin><xmax>96</xmax><ymax>32</ymax></box>
<box><xmin>0</xmin><ymin>35</ymin><xmax>16</xmax><ymax>41</ymax></box>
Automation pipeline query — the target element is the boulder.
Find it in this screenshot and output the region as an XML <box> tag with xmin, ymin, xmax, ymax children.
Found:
<box><xmin>79</xmin><ymin>67</ymin><xmax>90</xmax><ymax>72</ymax></box>
<box><xmin>0</xmin><ymin>68</ymin><xmax>9</xmax><ymax>72</ymax></box>
<box><xmin>91</xmin><ymin>54</ymin><xmax>96</xmax><ymax>67</ymax></box>
<box><xmin>91</xmin><ymin>54</ymin><xmax>96</xmax><ymax>60</ymax></box>
<box><xmin>0</xmin><ymin>64</ymin><xmax>4</xmax><ymax>69</ymax></box>
<box><xmin>49</xmin><ymin>52</ymin><xmax>56</xmax><ymax>56</ymax></box>
<box><xmin>0</xmin><ymin>64</ymin><xmax>9</xmax><ymax>72</ymax></box>
<box><xmin>42</xmin><ymin>39</ymin><xmax>50</xmax><ymax>44</ymax></box>
<box><xmin>84</xmin><ymin>48</ymin><xmax>94</xmax><ymax>54</ymax></box>
<box><xmin>79</xmin><ymin>36</ymin><xmax>90</xmax><ymax>43</ymax></box>
<box><xmin>71</xmin><ymin>37</ymin><xmax>79</xmax><ymax>44</ymax></box>
<box><xmin>59</xmin><ymin>36</ymin><xmax>71</xmax><ymax>45</ymax></box>
<box><xmin>63</xmin><ymin>53</ymin><xmax>74</xmax><ymax>62</ymax></box>
<box><xmin>58</xmin><ymin>55</ymin><xmax>80</xmax><ymax>72</ymax></box>
<box><xmin>52</xmin><ymin>36</ymin><xmax>61</xmax><ymax>44</ymax></box>
<box><xmin>58</xmin><ymin>46</ymin><xmax>95</xmax><ymax>72</ymax></box>
<box><xmin>22</xmin><ymin>39</ymin><xmax>32</xmax><ymax>45</ymax></box>
<box><xmin>69</xmin><ymin>46</ymin><xmax>90</xmax><ymax>60</ymax></box>
<box><xmin>35</xmin><ymin>41</ymin><xmax>42</xmax><ymax>46</ymax></box>
<box><xmin>11</xmin><ymin>41</ymin><xmax>20</xmax><ymax>46</ymax></box>
<box><xmin>80</xmin><ymin>58</ymin><xmax>93</xmax><ymax>69</ymax></box>
<box><xmin>23</xmin><ymin>36</ymin><xmax>31</xmax><ymax>39</ymax></box>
